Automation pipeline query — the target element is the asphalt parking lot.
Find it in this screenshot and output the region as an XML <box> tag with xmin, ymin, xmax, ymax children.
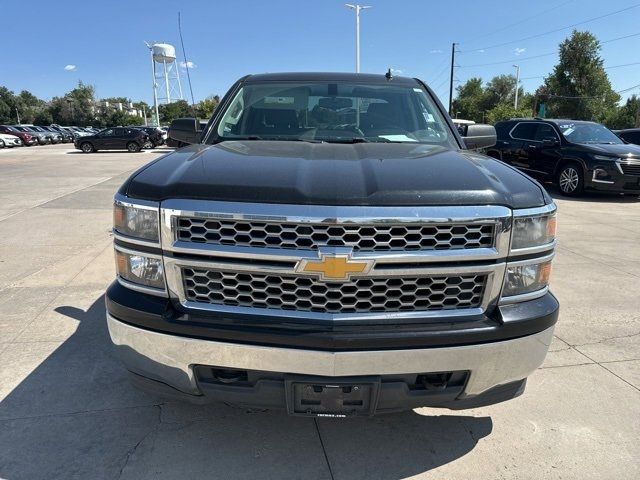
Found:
<box><xmin>0</xmin><ymin>143</ymin><xmax>638</xmax><ymax>480</ymax></box>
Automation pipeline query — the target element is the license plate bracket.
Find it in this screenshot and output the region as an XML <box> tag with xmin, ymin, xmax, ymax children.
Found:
<box><xmin>285</xmin><ymin>376</ymin><xmax>380</xmax><ymax>417</ymax></box>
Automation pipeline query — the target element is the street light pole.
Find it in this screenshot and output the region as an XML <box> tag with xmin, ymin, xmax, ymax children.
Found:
<box><xmin>513</xmin><ymin>64</ymin><xmax>520</xmax><ymax>110</ymax></box>
<box><xmin>345</xmin><ymin>4</ymin><xmax>371</xmax><ymax>73</ymax></box>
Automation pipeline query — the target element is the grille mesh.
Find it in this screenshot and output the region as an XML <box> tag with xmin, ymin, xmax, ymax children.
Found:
<box><xmin>182</xmin><ymin>267</ymin><xmax>486</xmax><ymax>314</ymax></box>
<box><xmin>620</xmin><ymin>162</ymin><xmax>640</xmax><ymax>176</ymax></box>
<box><xmin>176</xmin><ymin>218</ymin><xmax>494</xmax><ymax>252</ymax></box>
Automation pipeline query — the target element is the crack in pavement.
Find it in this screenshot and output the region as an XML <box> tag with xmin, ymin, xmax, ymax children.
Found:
<box><xmin>570</xmin><ymin>332</ymin><xmax>640</xmax><ymax>347</ymax></box>
<box><xmin>313</xmin><ymin>418</ymin><xmax>336</xmax><ymax>480</ymax></box>
<box><xmin>0</xmin><ymin>402</ymin><xmax>166</xmax><ymax>423</ymax></box>
<box><xmin>116</xmin><ymin>404</ymin><xmax>163</xmax><ymax>480</ymax></box>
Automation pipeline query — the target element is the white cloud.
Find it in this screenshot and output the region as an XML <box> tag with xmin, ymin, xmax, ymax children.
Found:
<box><xmin>429</xmin><ymin>49</ymin><xmax>443</xmax><ymax>54</ymax></box>
<box><xmin>514</xmin><ymin>48</ymin><xmax>526</xmax><ymax>56</ymax></box>
<box><xmin>390</xmin><ymin>68</ymin><xmax>403</xmax><ymax>75</ymax></box>
<box><xmin>180</xmin><ymin>61</ymin><xmax>196</xmax><ymax>69</ymax></box>
<box><xmin>64</xmin><ymin>64</ymin><xmax>77</xmax><ymax>71</ymax></box>
<box><xmin>478</xmin><ymin>49</ymin><xmax>485</xmax><ymax>53</ymax></box>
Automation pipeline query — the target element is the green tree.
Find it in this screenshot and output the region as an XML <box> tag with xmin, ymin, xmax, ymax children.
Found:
<box><xmin>451</xmin><ymin>78</ymin><xmax>485</xmax><ymax>122</ymax></box>
<box><xmin>33</xmin><ymin>110</ymin><xmax>54</xmax><ymax>125</ymax></box>
<box><xmin>603</xmin><ymin>95</ymin><xmax>640</xmax><ymax>130</ymax></box>
<box><xmin>541</xmin><ymin>30</ymin><xmax>620</xmax><ymax>121</ymax></box>
<box><xmin>486</xmin><ymin>103</ymin><xmax>533</xmax><ymax>124</ymax></box>
<box><xmin>196</xmin><ymin>95</ymin><xmax>221</xmax><ymax>119</ymax></box>
<box><xmin>0</xmin><ymin>87</ymin><xmax>16</xmax><ymax>123</ymax></box>
<box><xmin>49</xmin><ymin>81</ymin><xmax>98</xmax><ymax>126</ymax></box>
<box><xmin>158</xmin><ymin>100</ymin><xmax>191</xmax><ymax>123</ymax></box>
<box><xmin>452</xmin><ymin>75</ymin><xmax>533</xmax><ymax>123</ymax></box>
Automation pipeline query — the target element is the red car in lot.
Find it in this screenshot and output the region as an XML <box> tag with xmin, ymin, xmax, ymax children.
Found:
<box><xmin>0</xmin><ymin>125</ymin><xmax>37</xmax><ymax>146</ymax></box>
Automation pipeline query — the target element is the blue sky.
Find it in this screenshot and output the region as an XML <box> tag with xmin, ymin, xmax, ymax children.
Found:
<box><xmin>3</xmin><ymin>0</ymin><xmax>639</xmax><ymax>105</ymax></box>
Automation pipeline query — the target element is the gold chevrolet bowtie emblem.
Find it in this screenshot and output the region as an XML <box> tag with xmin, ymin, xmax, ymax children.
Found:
<box><xmin>296</xmin><ymin>251</ymin><xmax>374</xmax><ymax>281</ymax></box>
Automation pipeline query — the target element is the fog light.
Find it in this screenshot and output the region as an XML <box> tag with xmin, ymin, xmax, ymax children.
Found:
<box><xmin>502</xmin><ymin>259</ymin><xmax>552</xmax><ymax>298</ymax></box>
<box><xmin>592</xmin><ymin>168</ymin><xmax>614</xmax><ymax>184</ymax></box>
<box><xmin>115</xmin><ymin>249</ymin><xmax>165</xmax><ymax>290</ymax></box>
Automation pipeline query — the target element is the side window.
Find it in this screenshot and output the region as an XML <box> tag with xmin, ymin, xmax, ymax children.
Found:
<box><xmin>534</xmin><ymin>124</ymin><xmax>558</xmax><ymax>141</ymax></box>
<box><xmin>114</xmin><ymin>128</ymin><xmax>124</xmax><ymax>136</ymax></box>
<box><xmin>624</xmin><ymin>132</ymin><xmax>640</xmax><ymax>144</ymax></box>
<box><xmin>510</xmin><ymin>123</ymin><xmax>537</xmax><ymax>141</ymax></box>
<box><xmin>102</xmin><ymin>129</ymin><xmax>114</xmax><ymax>136</ymax></box>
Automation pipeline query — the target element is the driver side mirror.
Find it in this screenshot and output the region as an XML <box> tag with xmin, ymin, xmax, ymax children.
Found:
<box><xmin>169</xmin><ymin>118</ymin><xmax>200</xmax><ymax>144</ymax></box>
<box><xmin>459</xmin><ymin>124</ymin><xmax>497</xmax><ymax>150</ymax></box>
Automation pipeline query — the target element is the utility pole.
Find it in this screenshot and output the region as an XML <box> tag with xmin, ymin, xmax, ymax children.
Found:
<box><xmin>448</xmin><ymin>42</ymin><xmax>457</xmax><ymax>116</ymax></box>
<box><xmin>15</xmin><ymin>107</ymin><xmax>21</xmax><ymax>125</ymax></box>
<box><xmin>513</xmin><ymin>64</ymin><xmax>520</xmax><ymax>110</ymax></box>
<box><xmin>345</xmin><ymin>4</ymin><xmax>371</xmax><ymax>73</ymax></box>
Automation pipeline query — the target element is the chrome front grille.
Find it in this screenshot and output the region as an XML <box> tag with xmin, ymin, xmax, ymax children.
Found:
<box><xmin>619</xmin><ymin>160</ymin><xmax>640</xmax><ymax>176</ymax></box>
<box><xmin>182</xmin><ymin>267</ymin><xmax>487</xmax><ymax>314</ymax></box>
<box><xmin>176</xmin><ymin>217</ymin><xmax>495</xmax><ymax>251</ymax></box>
<box><xmin>161</xmin><ymin>201</ymin><xmax>512</xmax><ymax>320</ymax></box>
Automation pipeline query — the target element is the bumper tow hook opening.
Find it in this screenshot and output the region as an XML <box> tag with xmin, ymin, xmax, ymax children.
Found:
<box><xmin>211</xmin><ymin>368</ymin><xmax>249</xmax><ymax>384</ymax></box>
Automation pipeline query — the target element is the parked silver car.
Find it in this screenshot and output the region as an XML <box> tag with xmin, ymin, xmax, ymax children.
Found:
<box><xmin>12</xmin><ymin>126</ymin><xmax>51</xmax><ymax>145</ymax></box>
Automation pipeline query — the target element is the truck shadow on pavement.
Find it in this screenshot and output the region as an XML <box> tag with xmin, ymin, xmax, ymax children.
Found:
<box><xmin>0</xmin><ymin>295</ymin><xmax>493</xmax><ymax>480</ymax></box>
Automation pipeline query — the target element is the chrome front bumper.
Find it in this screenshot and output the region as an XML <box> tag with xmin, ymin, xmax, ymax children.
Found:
<box><xmin>107</xmin><ymin>313</ymin><xmax>554</xmax><ymax>398</ymax></box>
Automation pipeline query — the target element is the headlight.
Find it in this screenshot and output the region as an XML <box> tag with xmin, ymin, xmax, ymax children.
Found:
<box><xmin>502</xmin><ymin>258</ymin><xmax>553</xmax><ymax>298</ymax></box>
<box><xmin>511</xmin><ymin>210</ymin><xmax>556</xmax><ymax>251</ymax></box>
<box><xmin>113</xmin><ymin>200</ymin><xmax>159</xmax><ymax>242</ymax></box>
<box><xmin>592</xmin><ymin>154</ymin><xmax>618</xmax><ymax>161</ymax></box>
<box><xmin>115</xmin><ymin>249</ymin><xmax>165</xmax><ymax>291</ymax></box>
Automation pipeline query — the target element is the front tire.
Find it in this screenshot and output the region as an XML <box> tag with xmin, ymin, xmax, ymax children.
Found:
<box><xmin>127</xmin><ymin>142</ymin><xmax>141</xmax><ymax>153</ymax></box>
<box><xmin>557</xmin><ymin>162</ymin><xmax>584</xmax><ymax>196</ymax></box>
<box><xmin>81</xmin><ymin>142</ymin><xmax>94</xmax><ymax>153</ymax></box>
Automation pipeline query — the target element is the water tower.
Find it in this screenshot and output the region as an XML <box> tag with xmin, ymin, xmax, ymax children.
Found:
<box><xmin>145</xmin><ymin>42</ymin><xmax>184</xmax><ymax>125</ymax></box>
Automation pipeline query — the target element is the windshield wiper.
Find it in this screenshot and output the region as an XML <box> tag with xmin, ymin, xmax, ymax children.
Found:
<box><xmin>323</xmin><ymin>137</ymin><xmax>371</xmax><ymax>144</ymax></box>
<box><xmin>224</xmin><ymin>135</ymin><xmax>323</xmax><ymax>143</ymax></box>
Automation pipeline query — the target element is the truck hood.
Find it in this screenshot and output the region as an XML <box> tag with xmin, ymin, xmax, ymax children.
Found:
<box><xmin>124</xmin><ymin>140</ymin><xmax>549</xmax><ymax>208</ymax></box>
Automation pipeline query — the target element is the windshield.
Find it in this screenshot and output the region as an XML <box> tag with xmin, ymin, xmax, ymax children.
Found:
<box><xmin>213</xmin><ymin>81</ymin><xmax>455</xmax><ymax>147</ymax></box>
<box><xmin>556</xmin><ymin>122</ymin><xmax>623</xmax><ymax>145</ymax></box>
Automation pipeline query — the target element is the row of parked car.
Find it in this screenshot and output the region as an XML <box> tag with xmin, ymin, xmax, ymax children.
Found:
<box><xmin>0</xmin><ymin>124</ymin><xmax>168</xmax><ymax>151</ymax></box>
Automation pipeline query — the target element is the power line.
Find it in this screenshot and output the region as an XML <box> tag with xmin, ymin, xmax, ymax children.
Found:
<box><xmin>519</xmin><ymin>61</ymin><xmax>640</xmax><ymax>83</ymax></box>
<box><xmin>178</xmin><ymin>12</ymin><xmax>196</xmax><ymax>108</ymax></box>
<box><xmin>459</xmin><ymin>52</ymin><xmax>556</xmax><ymax>68</ymax></box>
<box><xmin>545</xmin><ymin>82</ymin><xmax>640</xmax><ymax>99</ymax></box>
<box><xmin>459</xmin><ymin>3</ymin><xmax>640</xmax><ymax>53</ymax></box>
<box><xmin>460</xmin><ymin>0</ymin><xmax>575</xmax><ymax>44</ymax></box>
<box><xmin>457</xmin><ymin>31</ymin><xmax>640</xmax><ymax>70</ymax></box>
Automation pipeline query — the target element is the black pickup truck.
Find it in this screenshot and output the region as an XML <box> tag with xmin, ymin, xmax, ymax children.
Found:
<box><xmin>106</xmin><ymin>72</ymin><xmax>558</xmax><ymax>416</ymax></box>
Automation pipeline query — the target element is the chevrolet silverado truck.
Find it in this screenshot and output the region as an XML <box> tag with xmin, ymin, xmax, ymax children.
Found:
<box><xmin>106</xmin><ymin>72</ymin><xmax>558</xmax><ymax>417</ymax></box>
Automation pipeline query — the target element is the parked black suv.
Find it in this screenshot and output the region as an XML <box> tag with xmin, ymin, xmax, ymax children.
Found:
<box><xmin>127</xmin><ymin>126</ymin><xmax>164</xmax><ymax>148</ymax></box>
<box><xmin>74</xmin><ymin>127</ymin><xmax>148</xmax><ymax>153</ymax></box>
<box><xmin>488</xmin><ymin>119</ymin><xmax>640</xmax><ymax>196</ymax></box>
<box><xmin>615</xmin><ymin>128</ymin><xmax>640</xmax><ymax>146</ymax></box>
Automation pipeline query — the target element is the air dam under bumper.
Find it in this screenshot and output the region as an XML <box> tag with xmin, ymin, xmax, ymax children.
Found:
<box><xmin>107</xmin><ymin>313</ymin><xmax>555</xmax><ymax>411</ymax></box>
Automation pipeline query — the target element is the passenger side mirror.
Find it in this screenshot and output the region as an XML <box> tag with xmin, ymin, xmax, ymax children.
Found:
<box><xmin>169</xmin><ymin>118</ymin><xmax>200</xmax><ymax>144</ymax></box>
<box><xmin>459</xmin><ymin>124</ymin><xmax>497</xmax><ymax>150</ymax></box>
